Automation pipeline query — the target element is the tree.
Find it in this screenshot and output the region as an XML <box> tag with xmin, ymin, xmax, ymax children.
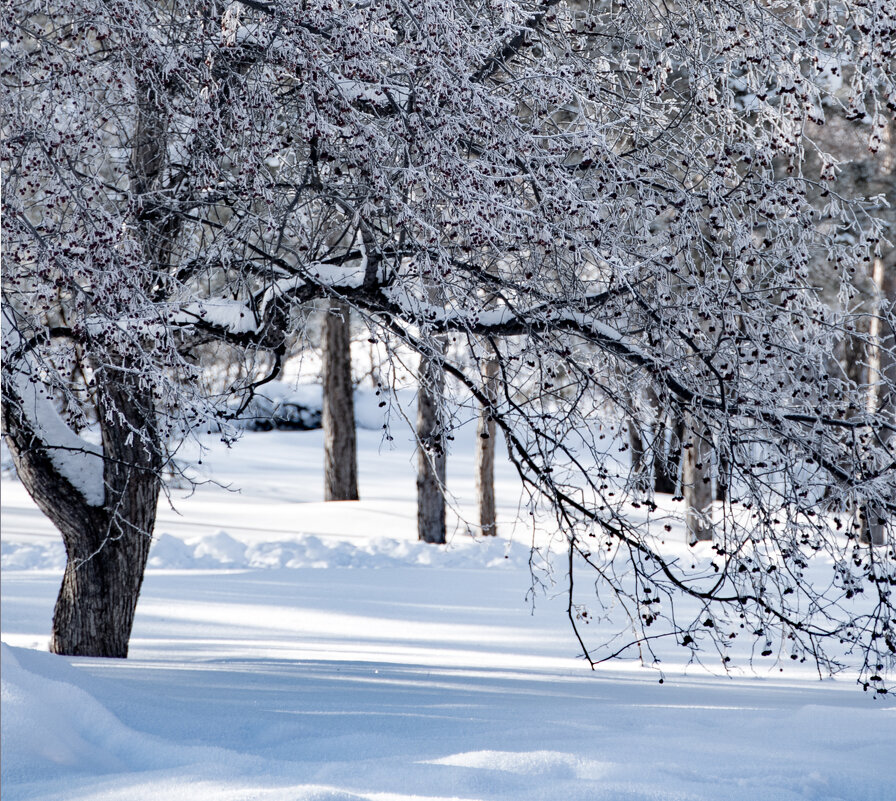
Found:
<box><xmin>476</xmin><ymin>347</ymin><xmax>500</xmax><ymax>535</ymax></box>
<box><xmin>681</xmin><ymin>412</ymin><xmax>714</xmax><ymax>545</ymax></box>
<box><xmin>417</xmin><ymin>342</ymin><xmax>448</xmax><ymax>544</ymax></box>
<box><xmin>322</xmin><ymin>299</ymin><xmax>359</xmax><ymax>501</ymax></box>
<box><xmin>2</xmin><ymin>309</ymin><xmax>162</xmax><ymax>657</ymax></box>
<box><xmin>3</xmin><ymin>0</ymin><xmax>894</xmax><ymax>689</ymax></box>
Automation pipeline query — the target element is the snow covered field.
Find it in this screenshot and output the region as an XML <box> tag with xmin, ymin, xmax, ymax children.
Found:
<box><xmin>3</xmin><ymin>420</ymin><xmax>896</xmax><ymax>801</ymax></box>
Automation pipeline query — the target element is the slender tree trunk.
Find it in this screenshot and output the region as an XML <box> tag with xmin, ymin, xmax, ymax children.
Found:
<box><xmin>628</xmin><ymin>414</ymin><xmax>648</xmax><ymax>495</ymax></box>
<box><xmin>862</xmin><ymin>257</ymin><xmax>894</xmax><ymax>546</ymax></box>
<box><xmin>652</xmin><ymin>409</ymin><xmax>684</xmax><ymax>496</ymax></box>
<box><xmin>322</xmin><ymin>298</ymin><xmax>359</xmax><ymax>501</ymax></box>
<box><xmin>715</xmin><ymin>450</ymin><xmax>729</xmax><ymax>503</ymax></box>
<box><xmin>683</xmin><ymin>412</ymin><xmax>714</xmax><ymax>545</ymax></box>
<box><xmin>476</xmin><ymin>353</ymin><xmax>499</xmax><ymax>535</ymax></box>
<box><xmin>417</xmin><ymin>340</ymin><xmax>447</xmax><ymax>544</ymax></box>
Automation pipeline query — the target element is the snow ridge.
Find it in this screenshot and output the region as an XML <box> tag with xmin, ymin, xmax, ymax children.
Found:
<box><xmin>1</xmin><ymin>531</ymin><xmax>533</xmax><ymax>572</ymax></box>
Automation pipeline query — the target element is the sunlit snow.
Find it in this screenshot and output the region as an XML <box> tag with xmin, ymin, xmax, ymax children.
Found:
<box><xmin>2</xmin><ymin>415</ymin><xmax>894</xmax><ymax>801</ymax></box>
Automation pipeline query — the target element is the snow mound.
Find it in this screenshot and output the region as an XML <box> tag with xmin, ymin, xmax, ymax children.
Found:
<box><xmin>0</xmin><ymin>643</ymin><xmax>192</xmax><ymax>785</ymax></box>
<box><xmin>230</xmin><ymin>380</ymin><xmax>323</xmax><ymax>431</ymax></box>
<box><xmin>192</xmin><ymin>531</ymin><xmax>248</xmax><ymax>565</ymax></box>
<box><xmin>0</xmin><ymin>533</ymin><xmax>536</xmax><ymax>572</ymax></box>
<box><xmin>286</xmin><ymin>790</ymin><xmax>373</xmax><ymax>801</ymax></box>
<box><xmin>428</xmin><ymin>750</ymin><xmax>611</xmax><ymax>780</ymax></box>
<box><xmin>148</xmin><ymin>532</ymin><xmax>534</xmax><ymax>570</ymax></box>
<box><xmin>1</xmin><ymin>539</ymin><xmax>66</xmax><ymax>571</ymax></box>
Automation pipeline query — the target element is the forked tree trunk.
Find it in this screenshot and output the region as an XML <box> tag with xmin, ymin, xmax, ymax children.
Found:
<box><xmin>682</xmin><ymin>412</ymin><xmax>714</xmax><ymax>545</ymax></box>
<box><xmin>322</xmin><ymin>298</ymin><xmax>359</xmax><ymax>501</ymax></box>
<box><xmin>476</xmin><ymin>354</ymin><xmax>499</xmax><ymax>536</ymax></box>
<box><xmin>2</xmin><ymin>374</ymin><xmax>161</xmax><ymax>657</ymax></box>
<box><xmin>50</xmin><ymin>476</ymin><xmax>158</xmax><ymax>657</ymax></box>
<box><xmin>417</xmin><ymin>342</ymin><xmax>447</xmax><ymax>544</ymax></box>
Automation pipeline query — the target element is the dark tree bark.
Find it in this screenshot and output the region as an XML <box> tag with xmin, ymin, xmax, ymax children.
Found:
<box><xmin>476</xmin><ymin>353</ymin><xmax>499</xmax><ymax>535</ymax></box>
<box><xmin>417</xmin><ymin>341</ymin><xmax>447</xmax><ymax>544</ymax></box>
<box><xmin>322</xmin><ymin>298</ymin><xmax>359</xmax><ymax>501</ymax></box>
<box><xmin>715</xmin><ymin>451</ymin><xmax>730</xmax><ymax>503</ymax></box>
<box><xmin>2</xmin><ymin>372</ymin><xmax>161</xmax><ymax>657</ymax></box>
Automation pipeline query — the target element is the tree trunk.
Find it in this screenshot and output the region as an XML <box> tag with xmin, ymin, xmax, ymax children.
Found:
<box><xmin>417</xmin><ymin>341</ymin><xmax>447</xmax><ymax>544</ymax></box>
<box><xmin>50</xmin><ymin>484</ymin><xmax>156</xmax><ymax>657</ymax></box>
<box><xmin>322</xmin><ymin>298</ymin><xmax>359</xmax><ymax>501</ymax></box>
<box><xmin>683</xmin><ymin>412</ymin><xmax>714</xmax><ymax>545</ymax></box>
<box><xmin>862</xmin><ymin>257</ymin><xmax>895</xmax><ymax>546</ymax></box>
<box><xmin>476</xmin><ymin>353</ymin><xmax>499</xmax><ymax>536</ymax></box>
<box><xmin>628</xmin><ymin>414</ymin><xmax>649</xmax><ymax>495</ymax></box>
<box><xmin>653</xmin><ymin>411</ymin><xmax>685</xmax><ymax>496</ymax></box>
<box><xmin>2</xmin><ymin>373</ymin><xmax>161</xmax><ymax>657</ymax></box>
<box><xmin>715</xmin><ymin>450</ymin><xmax>729</xmax><ymax>503</ymax></box>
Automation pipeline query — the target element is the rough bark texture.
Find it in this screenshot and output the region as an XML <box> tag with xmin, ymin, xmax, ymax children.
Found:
<box><xmin>476</xmin><ymin>355</ymin><xmax>499</xmax><ymax>535</ymax></box>
<box><xmin>322</xmin><ymin>299</ymin><xmax>359</xmax><ymax>501</ymax></box>
<box><xmin>682</xmin><ymin>413</ymin><xmax>714</xmax><ymax>545</ymax></box>
<box><xmin>2</xmin><ymin>375</ymin><xmax>160</xmax><ymax>657</ymax></box>
<box><xmin>417</xmin><ymin>342</ymin><xmax>447</xmax><ymax>544</ymax></box>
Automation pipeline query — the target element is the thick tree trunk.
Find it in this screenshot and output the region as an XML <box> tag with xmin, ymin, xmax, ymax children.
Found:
<box><xmin>682</xmin><ymin>412</ymin><xmax>714</xmax><ymax>545</ymax></box>
<box><xmin>2</xmin><ymin>373</ymin><xmax>161</xmax><ymax>657</ymax></box>
<box><xmin>50</xmin><ymin>493</ymin><xmax>156</xmax><ymax>657</ymax></box>
<box><xmin>322</xmin><ymin>298</ymin><xmax>359</xmax><ymax>501</ymax></box>
<box><xmin>417</xmin><ymin>342</ymin><xmax>447</xmax><ymax>544</ymax></box>
<box><xmin>476</xmin><ymin>354</ymin><xmax>499</xmax><ymax>536</ymax></box>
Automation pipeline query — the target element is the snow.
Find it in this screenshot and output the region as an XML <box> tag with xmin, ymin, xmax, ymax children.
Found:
<box><xmin>175</xmin><ymin>301</ymin><xmax>259</xmax><ymax>335</ymax></box>
<box><xmin>1</xmin><ymin>308</ymin><xmax>105</xmax><ymax>507</ymax></box>
<box><xmin>260</xmin><ymin>259</ymin><xmax>368</xmax><ymax>312</ymax></box>
<box><xmin>3</xmin><ymin>423</ymin><xmax>896</xmax><ymax>801</ymax></box>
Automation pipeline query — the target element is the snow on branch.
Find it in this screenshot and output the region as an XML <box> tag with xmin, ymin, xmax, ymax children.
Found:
<box><xmin>1</xmin><ymin>309</ymin><xmax>105</xmax><ymax>507</ymax></box>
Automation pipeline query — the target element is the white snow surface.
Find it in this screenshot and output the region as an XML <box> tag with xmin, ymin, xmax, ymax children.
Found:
<box><xmin>2</xmin><ymin>424</ymin><xmax>895</xmax><ymax>801</ymax></box>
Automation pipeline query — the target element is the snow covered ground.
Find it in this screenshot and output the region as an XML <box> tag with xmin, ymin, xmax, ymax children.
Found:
<box><xmin>3</xmin><ymin>410</ymin><xmax>896</xmax><ymax>801</ymax></box>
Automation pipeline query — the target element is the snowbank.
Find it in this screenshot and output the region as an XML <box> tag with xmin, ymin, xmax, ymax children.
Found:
<box><xmin>0</xmin><ymin>643</ymin><xmax>207</xmax><ymax>785</ymax></box>
<box><xmin>1</xmin><ymin>530</ymin><xmax>535</xmax><ymax>572</ymax></box>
